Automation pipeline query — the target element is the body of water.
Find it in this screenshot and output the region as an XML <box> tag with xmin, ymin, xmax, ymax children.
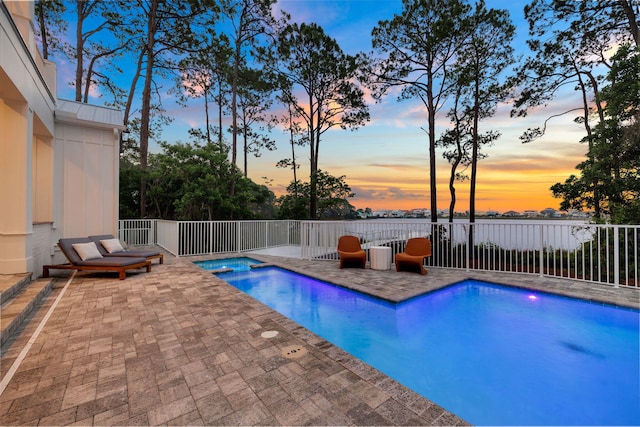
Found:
<box><xmin>341</xmin><ymin>218</ymin><xmax>596</xmax><ymax>251</ymax></box>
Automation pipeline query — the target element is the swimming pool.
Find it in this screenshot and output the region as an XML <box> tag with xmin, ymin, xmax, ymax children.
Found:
<box><xmin>216</xmin><ymin>266</ymin><xmax>640</xmax><ymax>426</ymax></box>
<box><xmin>194</xmin><ymin>257</ymin><xmax>263</xmax><ymax>272</ymax></box>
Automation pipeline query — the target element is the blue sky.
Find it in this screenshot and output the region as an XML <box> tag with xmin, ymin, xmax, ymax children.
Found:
<box><xmin>55</xmin><ymin>0</ymin><xmax>589</xmax><ymax>212</ymax></box>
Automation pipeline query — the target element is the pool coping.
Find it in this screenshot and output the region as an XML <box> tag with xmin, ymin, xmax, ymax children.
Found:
<box><xmin>191</xmin><ymin>253</ymin><xmax>640</xmax><ymax>309</ymax></box>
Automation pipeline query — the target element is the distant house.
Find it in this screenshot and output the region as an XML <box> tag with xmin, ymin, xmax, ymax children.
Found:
<box><xmin>0</xmin><ymin>1</ymin><xmax>124</xmax><ymax>277</ymax></box>
<box><xmin>540</xmin><ymin>208</ymin><xmax>559</xmax><ymax>218</ymax></box>
<box><xmin>502</xmin><ymin>210</ymin><xmax>522</xmax><ymax>218</ymax></box>
<box><xmin>409</xmin><ymin>209</ymin><xmax>429</xmax><ymax>218</ymax></box>
<box><xmin>568</xmin><ymin>210</ymin><xmax>592</xmax><ymax>219</ymax></box>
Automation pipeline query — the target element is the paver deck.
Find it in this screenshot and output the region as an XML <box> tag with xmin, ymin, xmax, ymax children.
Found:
<box><xmin>1</xmin><ymin>251</ymin><xmax>638</xmax><ymax>426</ymax></box>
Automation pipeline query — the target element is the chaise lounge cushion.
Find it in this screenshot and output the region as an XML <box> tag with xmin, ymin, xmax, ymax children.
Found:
<box><xmin>59</xmin><ymin>238</ymin><xmax>97</xmax><ymax>264</ymax></box>
<box><xmin>59</xmin><ymin>238</ymin><xmax>146</xmax><ymax>266</ymax></box>
<box><xmin>72</xmin><ymin>242</ymin><xmax>104</xmax><ymax>261</ymax></box>
<box><xmin>89</xmin><ymin>234</ymin><xmax>164</xmax><ymax>264</ymax></box>
<box><xmin>99</xmin><ymin>238</ymin><xmax>125</xmax><ymax>253</ymax></box>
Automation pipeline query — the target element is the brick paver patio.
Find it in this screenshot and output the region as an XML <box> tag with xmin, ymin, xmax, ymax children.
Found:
<box><xmin>1</xmin><ymin>252</ymin><xmax>637</xmax><ymax>425</ymax></box>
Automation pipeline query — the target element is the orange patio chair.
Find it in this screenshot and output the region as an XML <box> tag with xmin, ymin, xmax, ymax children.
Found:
<box><xmin>395</xmin><ymin>237</ymin><xmax>432</xmax><ymax>275</ymax></box>
<box><xmin>337</xmin><ymin>235</ymin><xmax>366</xmax><ymax>269</ymax></box>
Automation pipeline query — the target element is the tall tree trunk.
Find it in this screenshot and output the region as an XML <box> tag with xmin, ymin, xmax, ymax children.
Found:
<box><xmin>229</xmin><ymin>42</ymin><xmax>241</xmax><ymax>198</ymax></box>
<box><xmin>37</xmin><ymin>6</ymin><xmax>49</xmax><ymax>59</ymax></box>
<box><xmin>83</xmin><ymin>47</ymin><xmax>122</xmax><ymax>103</ymax></box>
<box><xmin>574</xmin><ymin>68</ymin><xmax>602</xmax><ymax>218</ymax></box>
<box><xmin>83</xmin><ymin>55</ymin><xmax>97</xmax><ymax>103</ymax></box>
<box><xmin>619</xmin><ymin>0</ymin><xmax>639</xmax><ymax>46</ymax></box>
<box><xmin>216</xmin><ymin>77</ymin><xmax>224</xmax><ymax>148</ymax></box>
<box><xmin>123</xmin><ymin>49</ymin><xmax>144</xmax><ymax>127</ymax></box>
<box><xmin>243</xmin><ymin>121</ymin><xmax>248</xmax><ymax>177</ymax></box>
<box><xmin>309</xmin><ymin>98</ymin><xmax>319</xmax><ymax>219</ymax></box>
<box><xmin>584</xmin><ymin>71</ymin><xmax>605</xmax><ymax>122</ymax></box>
<box><xmin>468</xmin><ymin>76</ymin><xmax>480</xmax><ymax>266</ymax></box>
<box><xmin>469</xmin><ymin>110</ymin><xmax>479</xmax><ymax>224</ymax></box>
<box><xmin>231</xmin><ymin>43</ymin><xmax>240</xmax><ymax>164</ymax></box>
<box><xmin>448</xmin><ymin>92</ymin><xmax>463</xmax><ymax>223</ymax></box>
<box><xmin>428</xmin><ymin>119</ymin><xmax>438</xmax><ymax>223</ymax></box>
<box><xmin>139</xmin><ymin>0</ymin><xmax>158</xmax><ymax>218</ymax></box>
<box><xmin>204</xmin><ymin>90</ymin><xmax>211</xmax><ymax>144</ymax></box>
<box><xmin>74</xmin><ymin>1</ymin><xmax>84</xmax><ymax>102</ymax></box>
<box><xmin>289</xmin><ymin>107</ymin><xmax>298</xmax><ymax>195</ymax></box>
<box><xmin>427</xmin><ymin>68</ymin><xmax>438</xmax><ymax>223</ymax></box>
<box><xmin>309</xmin><ymin>96</ymin><xmax>318</xmax><ymax>220</ymax></box>
<box><xmin>448</xmin><ymin>151</ymin><xmax>462</xmax><ymax>223</ymax></box>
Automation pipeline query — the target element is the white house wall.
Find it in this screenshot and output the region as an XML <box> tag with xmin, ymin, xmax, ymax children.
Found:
<box><xmin>0</xmin><ymin>96</ymin><xmax>33</xmax><ymax>273</ymax></box>
<box><xmin>1</xmin><ymin>2</ymin><xmax>123</xmax><ymax>277</ymax></box>
<box><xmin>54</xmin><ymin>123</ymin><xmax>119</xmax><ymax>242</ymax></box>
<box><xmin>0</xmin><ymin>1</ymin><xmax>55</xmax><ymax>275</ymax></box>
<box><xmin>0</xmin><ymin>3</ymin><xmax>55</xmax><ymax>131</ymax></box>
<box><xmin>32</xmin><ymin>130</ymin><xmax>54</xmax><ymax>223</ymax></box>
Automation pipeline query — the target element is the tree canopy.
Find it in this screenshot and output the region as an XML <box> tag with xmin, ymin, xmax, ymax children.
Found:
<box><xmin>122</xmin><ymin>139</ymin><xmax>274</xmax><ymax>220</ymax></box>
<box><xmin>551</xmin><ymin>44</ymin><xmax>640</xmax><ymax>223</ymax></box>
<box><xmin>36</xmin><ymin>0</ymin><xmax>640</xmax><ymax>224</ymax></box>
<box><xmin>368</xmin><ymin>0</ymin><xmax>470</xmax><ymax>223</ymax></box>
<box><xmin>276</xmin><ymin>170</ymin><xmax>357</xmax><ymax>220</ymax></box>
<box><xmin>269</xmin><ymin>22</ymin><xmax>369</xmax><ymax>219</ymax></box>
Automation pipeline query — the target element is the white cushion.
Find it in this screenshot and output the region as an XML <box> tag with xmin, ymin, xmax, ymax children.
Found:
<box><xmin>100</xmin><ymin>238</ymin><xmax>125</xmax><ymax>253</ymax></box>
<box><xmin>72</xmin><ymin>242</ymin><xmax>104</xmax><ymax>261</ymax></box>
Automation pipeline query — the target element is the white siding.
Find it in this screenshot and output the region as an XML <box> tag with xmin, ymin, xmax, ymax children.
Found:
<box><xmin>57</xmin><ymin>122</ymin><xmax>119</xmax><ymax>240</ymax></box>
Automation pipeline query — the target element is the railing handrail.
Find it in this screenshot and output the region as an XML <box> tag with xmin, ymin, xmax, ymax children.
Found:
<box><xmin>118</xmin><ymin>219</ymin><xmax>639</xmax><ymax>289</ymax></box>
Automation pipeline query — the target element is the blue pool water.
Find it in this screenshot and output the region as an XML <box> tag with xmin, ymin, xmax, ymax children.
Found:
<box><xmin>217</xmin><ymin>266</ymin><xmax>640</xmax><ymax>426</ymax></box>
<box><xmin>195</xmin><ymin>257</ymin><xmax>263</xmax><ymax>272</ymax></box>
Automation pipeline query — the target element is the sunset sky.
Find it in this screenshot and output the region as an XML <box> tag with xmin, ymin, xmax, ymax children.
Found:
<box><xmin>55</xmin><ymin>0</ymin><xmax>592</xmax><ymax>213</ymax></box>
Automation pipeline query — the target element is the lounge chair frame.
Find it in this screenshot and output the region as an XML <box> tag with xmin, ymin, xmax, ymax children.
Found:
<box><xmin>43</xmin><ymin>260</ymin><xmax>151</xmax><ymax>280</ymax></box>
<box><xmin>43</xmin><ymin>238</ymin><xmax>151</xmax><ymax>280</ymax></box>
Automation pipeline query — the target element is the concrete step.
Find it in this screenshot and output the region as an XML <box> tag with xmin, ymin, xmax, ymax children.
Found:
<box><xmin>0</xmin><ymin>273</ymin><xmax>31</xmax><ymax>306</ymax></box>
<box><xmin>1</xmin><ymin>274</ymin><xmax>54</xmax><ymax>347</ymax></box>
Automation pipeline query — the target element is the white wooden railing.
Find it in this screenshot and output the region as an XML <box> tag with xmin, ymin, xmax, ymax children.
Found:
<box><xmin>118</xmin><ymin>219</ymin><xmax>639</xmax><ymax>289</ymax></box>
<box><xmin>118</xmin><ymin>219</ymin><xmax>157</xmax><ymax>246</ymax></box>
<box><xmin>120</xmin><ymin>219</ymin><xmax>300</xmax><ymax>258</ymax></box>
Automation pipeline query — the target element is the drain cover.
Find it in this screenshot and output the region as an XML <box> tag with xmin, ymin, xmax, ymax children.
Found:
<box><xmin>281</xmin><ymin>345</ymin><xmax>307</xmax><ymax>359</ymax></box>
<box><xmin>261</xmin><ymin>330</ymin><xmax>279</xmax><ymax>338</ymax></box>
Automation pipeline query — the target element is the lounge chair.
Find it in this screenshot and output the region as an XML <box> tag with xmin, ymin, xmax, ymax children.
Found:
<box><xmin>337</xmin><ymin>235</ymin><xmax>366</xmax><ymax>269</ymax></box>
<box><xmin>395</xmin><ymin>237</ymin><xmax>432</xmax><ymax>275</ymax></box>
<box><xmin>43</xmin><ymin>238</ymin><xmax>151</xmax><ymax>280</ymax></box>
<box><xmin>89</xmin><ymin>234</ymin><xmax>164</xmax><ymax>264</ymax></box>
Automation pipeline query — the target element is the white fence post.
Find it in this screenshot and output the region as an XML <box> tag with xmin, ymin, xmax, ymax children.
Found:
<box><xmin>176</xmin><ymin>222</ymin><xmax>181</xmax><ymax>256</ymax></box>
<box><xmin>465</xmin><ymin>224</ymin><xmax>470</xmax><ymax>272</ymax></box>
<box><xmin>538</xmin><ymin>225</ymin><xmax>544</xmax><ymax>278</ymax></box>
<box><xmin>614</xmin><ymin>225</ymin><xmax>620</xmax><ymax>288</ymax></box>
